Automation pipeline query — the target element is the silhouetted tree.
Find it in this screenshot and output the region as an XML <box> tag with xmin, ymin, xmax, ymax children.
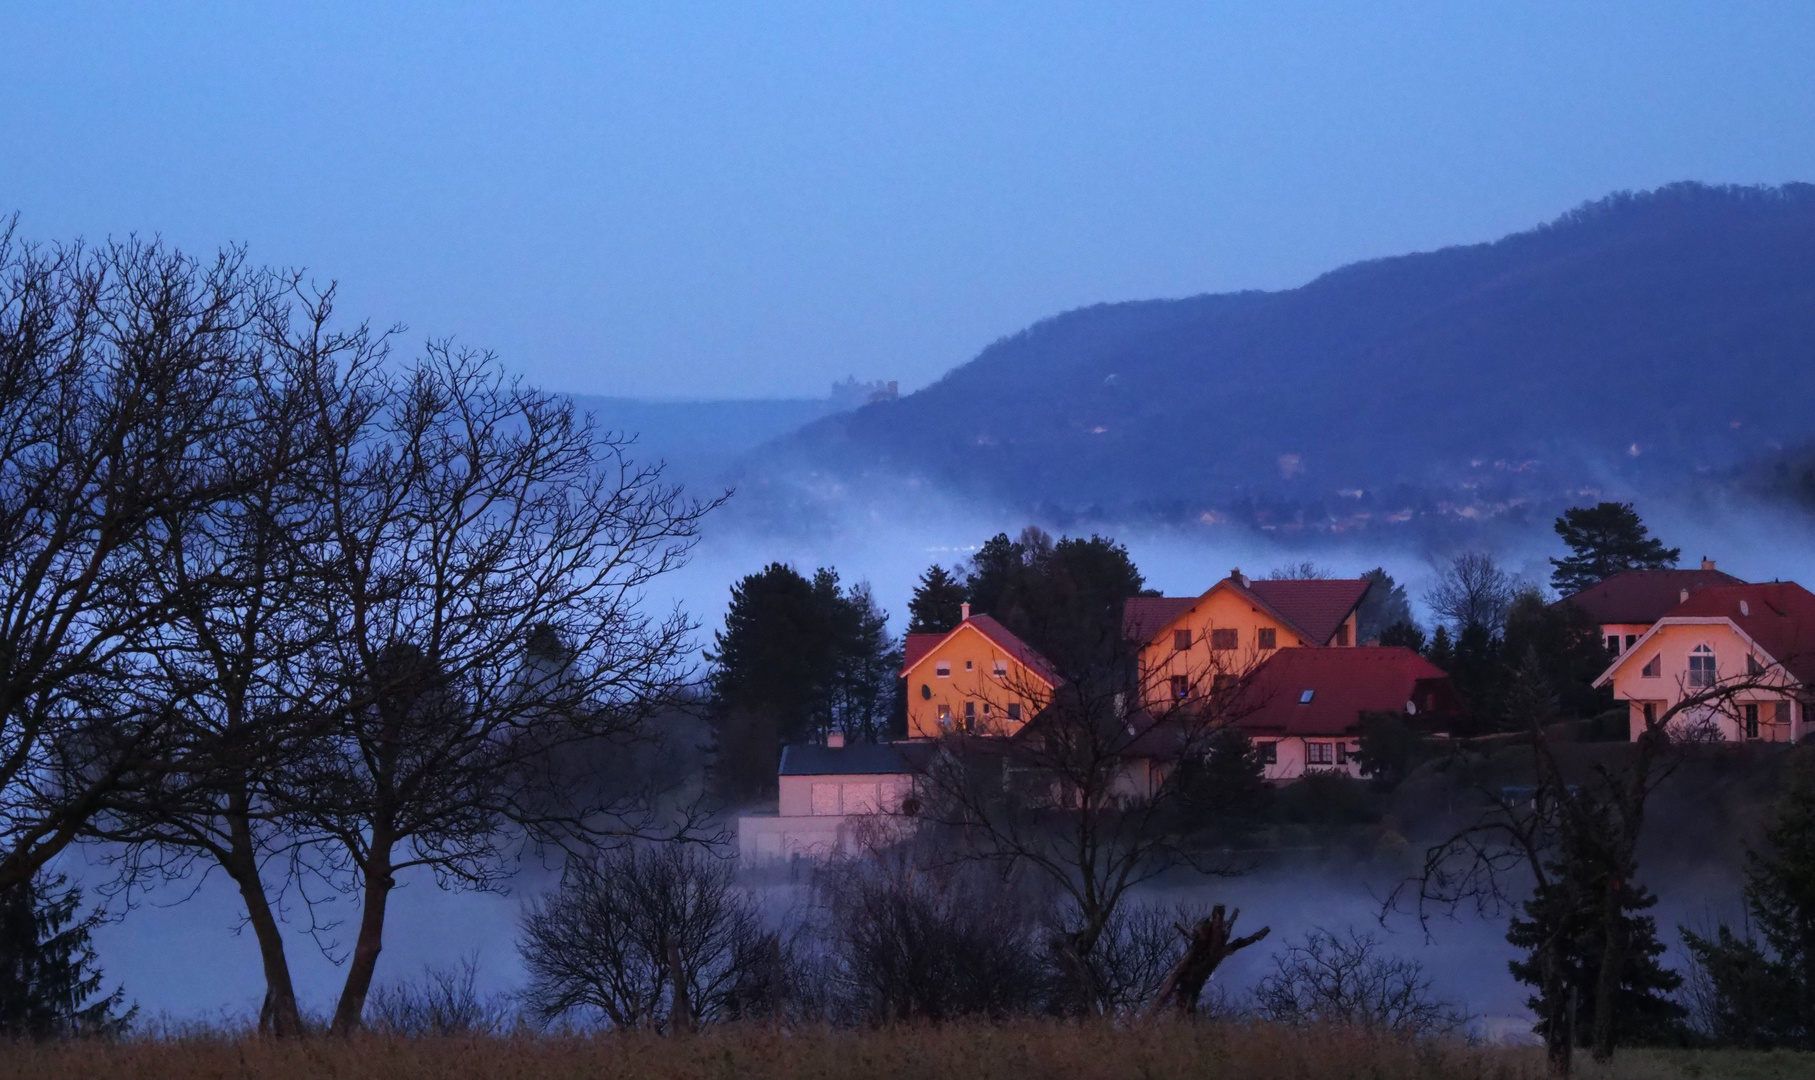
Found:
<box><xmin>907</xmin><ymin>565</ymin><xmax>968</xmax><ymax>634</ymax></box>
<box><xmin>1503</xmin><ymin>590</ymin><xmax>1615</xmax><ymax>723</ymax></box>
<box><xmin>1426</xmin><ymin>552</ymin><xmax>1516</xmax><ymax>634</ymax></box>
<box><xmin>962</xmin><ymin>527</ymin><xmax>1146</xmax><ymax>670</ymax></box>
<box><xmin>1682</xmin><ymin>763</ymin><xmax>1815</xmax><ymax>1047</ymax></box>
<box><xmin>0</xmin><ymin>874</ymin><xmax>131</xmax><ymax>1039</ymax></box>
<box><xmin>1356</xmin><ymin>568</ymin><xmax>1414</xmax><ymax>643</ymax></box>
<box><xmin>1550</xmin><ymin>502</ymin><xmax>1680</xmax><ymax>595</ymax></box>
<box><xmin>1378</xmin><ymin>621</ymin><xmax>1428</xmax><ymax>653</ymax></box>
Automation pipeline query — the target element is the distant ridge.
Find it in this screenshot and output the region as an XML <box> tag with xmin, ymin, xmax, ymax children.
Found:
<box><xmin>743</xmin><ymin>182</ymin><xmax>1815</xmax><ymax>530</ymax></box>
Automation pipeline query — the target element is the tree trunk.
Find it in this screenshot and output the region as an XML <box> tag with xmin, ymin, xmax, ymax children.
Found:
<box><xmin>668</xmin><ymin>944</ymin><xmax>695</xmax><ymax>1034</ymax></box>
<box><xmin>1591</xmin><ymin>877</ymin><xmax>1627</xmax><ymax>1063</ymax></box>
<box><xmin>1147</xmin><ymin>905</ymin><xmax>1269</xmax><ymax>1018</ymax></box>
<box><xmin>223</xmin><ymin>809</ymin><xmax>304</xmax><ymax>1038</ymax></box>
<box><xmin>330</xmin><ymin>836</ymin><xmax>394</xmax><ymax>1034</ymax></box>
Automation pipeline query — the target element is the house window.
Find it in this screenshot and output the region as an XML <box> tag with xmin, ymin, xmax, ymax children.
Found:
<box><xmin>964</xmin><ymin>701</ymin><xmax>976</xmax><ymax>720</ymax></box>
<box><xmin>1689</xmin><ymin>645</ymin><xmax>1716</xmax><ymax>689</ymax></box>
<box><xmin>1173</xmin><ymin>629</ymin><xmax>1192</xmax><ymax>652</ymax></box>
<box><xmin>1625</xmin><ymin>635</ymin><xmax>1637</xmax><ymax>650</ymax></box>
<box><xmin>1336</xmin><ymin>742</ymin><xmax>1350</xmax><ymax>765</ymax></box>
<box><xmin>1307</xmin><ymin>742</ymin><xmax>1334</xmax><ymax>766</ymax></box>
<box><xmin>1258</xmin><ymin>627</ymin><xmax>1277</xmax><ymax>650</ymax></box>
<box><xmin>1170</xmin><ymin>675</ymin><xmax>1189</xmax><ymax>700</ymax></box>
<box><xmin>1334</xmin><ymin>625</ymin><xmax>1349</xmax><ymax>647</ymax></box>
<box><xmin>1007</xmin><ymin>703</ymin><xmax>1022</xmax><ymax>722</ymax></box>
<box><xmin>1745</xmin><ymin>703</ymin><xmax>1760</xmax><ymax>739</ymax></box>
<box><xmin>936</xmin><ymin>704</ymin><xmax>951</xmax><ymax>726</ymax></box>
<box><xmin>1642</xmin><ymin>702</ymin><xmax>1658</xmax><ymax>729</ymax></box>
<box><xmin>1641</xmin><ymin>654</ymin><xmax>1661</xmax><ymax>678</ymax></box>
<box><xmin>1749</xmin><ymin>655</ymin><xmax>1765</xmax><ymax>676</ymax></box>
<box><xmin>1605</xmin><ymin>635</ymin><xmax>1620</xmax><ymax>655</ymax></box>
<box><xmin>811</xmin><ymin>783</ymin><xmax>840</xmax><ymax>816</ymax></box>
<box><xmin>1776</xmin><ymin>701</ymin><xmax>1793</xmax><ymax>730</ymax></box>
<box><xmin>1256</xmin><ymin>741</ymin><xmax>1277</xmax><ymax>765</ymax></box>
<box><xmin>936</xmin><ymin>661</ymin><xmax>951</xmax><ymax>677</ymax></box>
<box><xmin>965</xmin><ymin>659</ymin><xmax>974</xmax><ymax>671</ymax></box>
<box><xmin>1211</xmin><ymin>628</ymin><xmax>1238</xmax><ymax>651</ymax></box>
<box><xmin>993</xmin><ymin>660</ymin><xmax>1007</xmax><ymax>677</ymax></box>
<box><xmin>1212</xmin><ymin>673</ymin><xmax>1235</xmax><ymax>694</ymax></box>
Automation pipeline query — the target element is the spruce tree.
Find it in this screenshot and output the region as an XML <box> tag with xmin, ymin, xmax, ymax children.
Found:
<box><xmin>906</xmin><ymin>565</ymin><xmax>968</xmax><ymax>633</ymax></box>
<box><xmin>0</xmin><ymin>874</ymin><xmax>131</xmax><ymax>1039</ymax></box>
<box><xmin>1550</xmin><ymin>502</ymin><xmax>1680</xmax><ymax>595</ymax></box>
<box><xmin>1508</xmin><ymin>803</ymin><xmax>1685</xmax><ymax>1052</ymax></box>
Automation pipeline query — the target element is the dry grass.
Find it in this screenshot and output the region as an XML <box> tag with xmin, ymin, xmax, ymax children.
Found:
<box><xmin>3</xmin><ymin>1021</ymin><xmax>1809</xmax><ymax>1080</ymax></box>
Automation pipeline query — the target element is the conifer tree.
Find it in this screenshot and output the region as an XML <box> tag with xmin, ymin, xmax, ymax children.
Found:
<box><xmin>1550</xmin><ymin>502</ymin><xmax>1680</xmax><ymax>595</ymax></box>
<box><xmin>907</xmin><ymin>565</ymin><xmax>968</xmax><ymax>633</ymax></box>
<box><xmin>1508</xmin><ymin>803</ymin><xmax>1685</xmax><ymax>1051</ymax></box>
<box><xmin>0</xmin><ymin>874</ymin><xmax>131</xmax><ymax>1039</ymax></box>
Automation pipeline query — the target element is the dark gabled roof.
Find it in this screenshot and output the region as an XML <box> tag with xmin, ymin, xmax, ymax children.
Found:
<box><xmin>1559</xmin><ymin>568</ymin><xmax>1746</xmax><ymax>626</ymax></box>
<box><xmin>899</xmin><ymin>614</ymin><xmax>1059</xmax><ymax>685</ymax></box>
<box><xmin>778</xmin><ymin>741</ymin><xmax>937</xmax><ymax>777</ymax></box>
<box><xmin>1233</xmin><ymin>646</ymin><xmax>1455</xmax><ymax>737</ymax></box>
<box><xmin>1122</xmin><ymin>578</ymin><xmax>1370</xmax><ymax>647</ymax></box>
<box><xmin>1663</xmin><ymin>582</ymin><xmax>1815</xmax><ymax>686</ymax></box>
<box><xmin>1246</xmin><ymin>579</ymin><xmax>1371</xmax><ymax>645</ymax></box>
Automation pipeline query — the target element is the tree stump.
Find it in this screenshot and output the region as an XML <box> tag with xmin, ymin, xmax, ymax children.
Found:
<box><xmin>1146</xmin><ymin>904</ymin><xmax>1270</xmax><ymax>1017</ymax></box>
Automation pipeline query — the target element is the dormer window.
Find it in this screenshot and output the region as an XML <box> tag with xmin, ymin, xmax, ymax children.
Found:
<box><xmin>936</xmin><ymin>661</ymin><xmax>951</xmax><ymax>677</ymax></box>
<box><xmin>1689</xmin><ymin>645</ymin><xmax>1716</xmax><ymax>689</ymax></box>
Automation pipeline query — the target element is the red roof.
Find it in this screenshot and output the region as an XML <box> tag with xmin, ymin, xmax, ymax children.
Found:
<box><xmin>1122</xmin><ymin>578</ymin><xmax>1369</xmax><ymax>647</ymax></box>
<box><xmin>1232</xmin><ymin>647</ymin><xmax>1456</xmax><ymax>737</ymax></box>
<box><xmin>1247</xmin><ymin>579</ymin><xmax>1371</xmax><ymax>645</ymax></box>
<box><xmin>900</xmin><ymin>613</ymin><xmax>1059</xmax><ymax>686</ymax></box>
<box><xmin>1662</xmin><ymin>582</ymin><xmax>1815</xmax><ymax>685</ymax></box>
<box><xmin>1560</xmin><ymin>568</ymin><xmax>1745</xmax><ymax>626</ymax></box>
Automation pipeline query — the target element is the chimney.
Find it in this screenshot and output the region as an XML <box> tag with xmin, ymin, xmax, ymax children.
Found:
<box><xmin>960</xmin><ymin>602</ymin><xmax>971</xmax><ymax>621</ymax></box>
<box><xmin>1231</xmin><ymin>567</ymin><xmax>1248</xmax><ymax>587</ymax></box>
<box><xmin>1680</xmin><ymin>588</ymin><xmax>1690</xmax><ymax>603</ymax></box>
<box><xmin>1702</xmin><ymin>557</ymin><xmax>1717</xmax><ymax>571</ymax></box>
<box><xmin>826</xmin><ymin>730</ymin><xmax>845</xmax><ymax>749</ymax></box>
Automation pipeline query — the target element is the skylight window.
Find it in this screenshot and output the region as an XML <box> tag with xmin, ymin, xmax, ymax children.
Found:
<box><xmin>1299</xmin><ymin>690</ymin><xmax>1315</xmax><ymax>704</ymax></box>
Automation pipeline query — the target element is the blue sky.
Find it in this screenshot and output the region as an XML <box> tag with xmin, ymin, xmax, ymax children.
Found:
<box><xmin>5</xmin><ymin>2</ymin><xmax>1813</xmax><ymax>399</ymax></box>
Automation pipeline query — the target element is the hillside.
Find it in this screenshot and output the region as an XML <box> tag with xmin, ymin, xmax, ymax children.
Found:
<box><xmin>745</xmin><ymin>183</ymin><xmax>1815</xmax><ymax>530</ymax></box>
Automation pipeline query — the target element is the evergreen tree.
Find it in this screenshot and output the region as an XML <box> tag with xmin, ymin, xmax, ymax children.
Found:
<box><xmin>1508</xmin><ymin>803</ymin><xmax>1685</xmax><ymax>1051</ymax></box>
<box><xmin>1171</xmin><ymin>725</ymin><xmax>1271</xmax><ymax>842</ymax></box>
<box><xmin>1356</xmin><ymin>568</ymin><xmax>1414</xmax><ymax>642</ymax></box>
<box><xmin>1503</xmin><ymin>589</ymin><xmax>1616</xmax><ymax>723</ymax></box>
<box><xmin>1682</xmin><ymin>767</ymin><xmax>1815</xmax><ymax>1047</ymax></box>
<box><xmin>1448</xmin><ymin>622</ymin><xmax>1506</xmax><ymax>735</ymax></box>
<box><xmin>707</xmin><ymin>563</ymin><xmax>899</xmax><ymax>799</ymax></box>
<box><xmin>1425</xmin><ymin>625</ymin><xmax>1455</xmax><ymax>671</ymax></box>
<box><xmin>961</xmin><ymin>527</ymin><xmax>1147</xmax><ymax>670</ymax></box>
<box><xmin>906</xmin><ymin>565</ymin><xmax>968</xmax><ymax>633</ymax></box>
<box><xmin>1377</xmin><ymin>620</ymin><xmax>1427</xmax><ymax>653</ymax></box>
<box><xmin>0</xmin><ymin>874</ymin><xmax>131</xmax><ymax>1039</ymax></box>
<box><xmin>1551</xmin><ymin>502</ymin><xmax>1680</xmax><ymax>595</ymax></box>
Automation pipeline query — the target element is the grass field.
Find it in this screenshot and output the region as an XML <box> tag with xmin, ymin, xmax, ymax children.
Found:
<box><xmin>6</xmin><ymin>1022</ymin><xmax>1813</xmax><ymax>1080</ymax></box>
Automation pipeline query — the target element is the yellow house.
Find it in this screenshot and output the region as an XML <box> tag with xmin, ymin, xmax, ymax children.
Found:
<box><xmin>1594</xmin><ymin>582</ymin><xmax>1815</xmax><ymax>743</ymax></box>
<box><xmin>1122</xmin><ymin>571</ymin><xmax>1370</xmax><ymax>712</ymax></box>
<box><xmin>900</xmin><ymin>606</ymin><xmax>1057</xmax><ymax>739</ymax></box>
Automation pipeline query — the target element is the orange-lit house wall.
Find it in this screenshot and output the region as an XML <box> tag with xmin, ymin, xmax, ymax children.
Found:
<box><xmin>1602</xmin><ymin>619</ymin><xmax>1803</xmax><ymax>743</ymax></box>
<box><xmin>903</xmin><ymin>624</ymin><xmax>1051</xmax><ymax>739</ymax></box>
<box><xmin>1136</xmin><ymin>588</ymin><xmax>1342</xmax><ymax>711</ymax></box>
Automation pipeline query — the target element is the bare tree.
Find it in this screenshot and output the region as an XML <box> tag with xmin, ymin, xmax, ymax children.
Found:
<box><xmin>0</xmin><ymin>226</ymin><xmax>278</xmax><ymax>892</ymax></box>
<box><xmin>84</xmin><ymin>288</ymin><xmax>390</xmax><ymax>1037</ymax></box>
<box><xmin>276</xmin><ymin>347</ymin><xmax>721</xmax><ymax>1033</ymax></box>
<box><xmin>519</xmin><ymin>844</ymin><xmax>762</xmax><ymax>1031</ymax></box>
<box><xmin>1253</xmin><ymin>928</ymin><xmax>1467</xmax><ymax>1037</ymax></box>
<box><xmin>1426</xmin><ymin>552</ymin><xmax>1516</xmax><ymax>633</ymax></box>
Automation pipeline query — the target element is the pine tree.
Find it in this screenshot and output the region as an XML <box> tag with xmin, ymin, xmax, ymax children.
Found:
<box><xmin>1550</xmin><ymin>502</ymin><xmax>1680</xmax><ymax>595</ymax></box>
<box><xmin>1508</xmin><ymin>803</ymin><xmax>1685</xmax><ymax>1052</ymax></box>
<box><xmin>0</xmin><ymin>874</ymin><xmax>131</xmax><ymax>1039</ymax></box>
<box><xmin>1356</xmin><ymin>568</ymin><xmax>1413</xmax><ymax>642</ymax></box>
<box><xmin>1425</xmin><ymin>625</ymin><xmax>1455</xmax><ymax>670</ymax></box>
<box><xmin>907</xmin><ymin>565</ymin><xmax>968</xmax><ymax>633</ymax></box>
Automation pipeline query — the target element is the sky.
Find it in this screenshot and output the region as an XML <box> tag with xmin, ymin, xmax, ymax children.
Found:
<box><xmin>5</xmin><ymin>3</ymin><xmax>1814</xmax><ymax>400</ymax></box>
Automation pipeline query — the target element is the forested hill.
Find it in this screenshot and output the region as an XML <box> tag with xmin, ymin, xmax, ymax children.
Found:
<box><xmin>746</xmin><ymin>183</ymin><xmax>1815</xmax><ymax>529</ymax></box>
